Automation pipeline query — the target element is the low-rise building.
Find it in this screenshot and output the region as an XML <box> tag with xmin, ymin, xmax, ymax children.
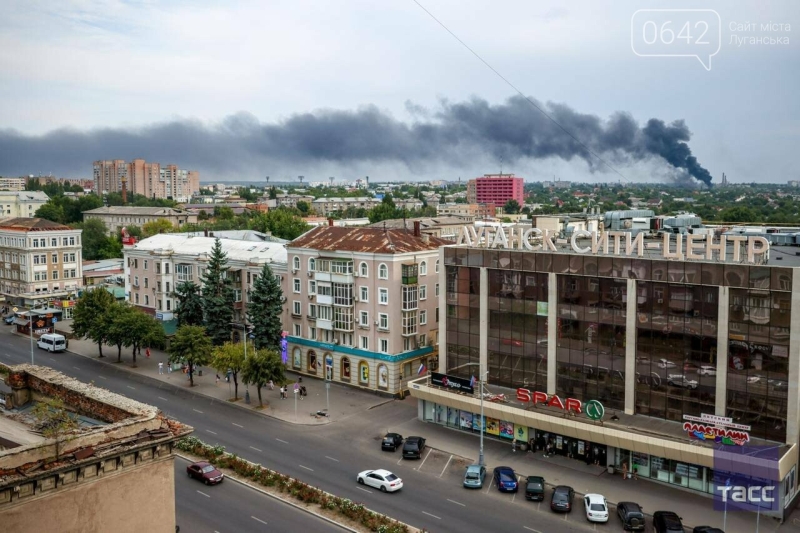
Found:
<box><xmin>0</xmin><ymin>177</ymin><xmax>27</xmax><ymax>191</ymax></box>
<box><xmin>83</xmin><ymin>206</ymin><xmax>198</xmax><ymax>236</ymax></box>
<box><xmin>275</xmin><ymin>194</ymin><xmax>315</xmax><ymax>209</ymax></box>
<box><xmin>82</xmin><ymin>258</ymin><xmax>124</xmax><ymax>287</ymax></box>
<box><xmin>0</xmin><ymin>191</ymin><xmax>49</xmax><ymax>218</ymax></box>
<box><xmin>436</xmin><ymin>203</ymin><xmax>496</xmax><ymax>220</ymax></box>
<box><xmin>311</xmin><ymin>197</ymin><xmax>380</xmax><ymax>216</ymax></box>
<box><xmin>0</xmin><ymin>363</ymin><xmax>192</xmax><ymax>532</ymax></box>
<box><xmin>367</xmin><ymin>216</ymin><xmax>466</xmax><ymax>241</ymax></box>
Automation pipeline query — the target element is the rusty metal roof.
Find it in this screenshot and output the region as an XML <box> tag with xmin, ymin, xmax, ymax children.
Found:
<box><xmin>288</xmin><ymin>226</ymin><xmax>449</xmax><ymax>254</ymax></box>
<box><xmin>0</xmin><ymin>218</ymin><xmax>72</xmax><ymax>231</ymax></box>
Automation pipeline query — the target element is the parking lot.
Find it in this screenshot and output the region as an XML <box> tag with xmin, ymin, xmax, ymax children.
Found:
<box><xmin>406</xmin><ymin>447</ymin><xmax>661</xmax><ymax>532</ymax></box>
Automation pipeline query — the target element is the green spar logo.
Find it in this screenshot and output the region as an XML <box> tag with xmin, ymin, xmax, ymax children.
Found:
<box><xmin>585</xmin><ymin>400</ymin><xmax>605</xmax><ymax>421</ymax></box>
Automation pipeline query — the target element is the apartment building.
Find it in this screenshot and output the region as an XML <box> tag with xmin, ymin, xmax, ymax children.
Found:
<box><xmin>83</xmin><ymin>206</ymin><xmax>198</xmax><ymax>236</ymax></box>
<box><xmin>93</xmin><ymin>159</ymin><xmax>200</xmax><ymax>201</ymax></box>
<box><xmin>470</xmin><ymin>173</ymin><xmax>524</xmax><ymax>206</ymax></box>
<box><xmin>0</xmin><ymin>177</ymin><xmax>27</xmax><ymax>191</ymax></box>
<box><xmin>0</xmin><ymin>191</ymin><xmax>50</xmax><ymax>218</ymax></box>
<box><xmin>311</xmin><ymin>197</ymin><xmax>380</xmax><ymax>216</ymax></box>
<box><xmin>436</xmin><ymin>203</ymin><xmax>496</xmax><ymax>220</ymax></box>
<box><xmin>0</xmin><ymin>218</ymin><xmax>83</xmax><ymax>306</ymax></box>
<box><xmin>274</xmin><ymin>194</ymin><xmax>315</xmax><ymax>209</ymax></box>
<box><xmin>366</xmin><ymin>216</ymin><xmax>465</xmax><ymax>241</ymax></box>
<box><xmin>123</xmin><ymin>234</ymin><xmax>287</xmax><ymax>322</ymax></box>
<box><xmin>284</xmin><ymin>222</ymin><xmax>447</xmax><ymax>394</ymax></box>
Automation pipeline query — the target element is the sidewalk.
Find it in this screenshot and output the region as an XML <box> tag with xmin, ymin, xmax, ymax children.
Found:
<box><xmin>47</xmin><ymin>320</ymin><xmax>394</xmax><ymax>425</ymax></box>
<box><xmin>391</xmin><ymin>417</ymin><xmax>788</xmax><ymax>533</ymax></box>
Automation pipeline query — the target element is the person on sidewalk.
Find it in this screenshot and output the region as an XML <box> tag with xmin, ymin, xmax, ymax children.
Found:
<box><xmin>268</xmin><ymin>380</ymin><xmax>274</xmax><ymax>390</ymax></box>
<box><xmin>215</xmin><ymin>374</ymin><xmax>220</xmax><ymax>385</ymax></box>
<box><xmin>158</xmin><ymin>361</ymin><xmax>163</xmax><ymax>375</ymax></box>
<box><xmin>512</xmin><ymin>438</ymin><xmax>517</xmax><ymax>453</ymax></box>
<box><xmin>145</xmin><ymin>347</ymin><xmax>151</xmax><ymax>358</ymax></box>
<box><xmin>622</xmin><ymin>462</ymin><xmax>629</xmax><ymax>480</ymax></box>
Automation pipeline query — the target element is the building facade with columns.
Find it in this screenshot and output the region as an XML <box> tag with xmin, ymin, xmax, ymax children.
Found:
<box><xmin>410</xmin><ymin>228</ymin><xmax>799</xmax><ymax>520</ymax></box>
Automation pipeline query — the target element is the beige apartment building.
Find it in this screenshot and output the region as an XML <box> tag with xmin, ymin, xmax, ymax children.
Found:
<box><xmin>0</xmin><ymin>364</ymin><xmax>192</xmax><ymax>533</ymax></box>
<box><xmin>284</xmin><ymin>223</ymin><xmax>446</xmax><ymax>395</ymax></box>
<box><xmin>123</xmin><ymin>234</ymin><xmax>287</xmax><ymax>321</ymax></box>
<box><xmin>83</xmin><ymin>206</ymin><xmax>198</xmax><ymax>236</ymax></box>
<box><xmin>436</xmin><ymin>202</ymin><xmax>496</xmax><ymax>220</ymax></box>
<box><xmin>93</xmin><ymin>159</ymin><xmax>199</xmax><ymax>201</ymax></box>
<box><xmin>311</xmin><ymin>197</ymin><xmax>380</xmax><ymax>216</ymax></box>
<box><xmin>0</xmin><ymin>177</ymin><xmax>28</xmax><ymax>191</ymax></box>
<box><xmin>0</xmin><ymin>218</ymin><xmax>83</xmax><ymax>306</ymax></box>
<box><xmin>0</xmin><ymin>191</ymin><xmax>49</xmax><ymax>218</ymax></box>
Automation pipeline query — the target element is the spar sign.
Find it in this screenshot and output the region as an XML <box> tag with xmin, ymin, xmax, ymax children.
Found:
<box><xmin>682</xmin><ymin>413</ymin><xmax>750</xmax><ymax>446</ymax></box>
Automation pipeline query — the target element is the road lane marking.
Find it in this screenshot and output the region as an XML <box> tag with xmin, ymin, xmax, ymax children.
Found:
<box><xmin>417</xmin><ymin>448</ymin><xmax>432</xmax><ymax>471</ymax></box>
<box><xmin>524</xmin><ymin>527</ymin><xmax>542</xmax><ymax>533</ymax></box>
<box><xmin>396</xmin><ymin>456</ymin><xmax>404</xmax><ymax>465</ymax></box>
<box><xmin>249</xmin><ymin>446</ymin><xmax>262</xmax><ymax>452</ymax></box>
<box><xmin>357</xmin><ymin>487</ymin><xmax>372</xmax><ymax>494</ymax></box>
<box><xmin>485</xmin><ymin>482</ymin><xmax>492</xmax><ymax>494</ymax></box>
<box><xmin>158</xmin><ymin>397</ymin><xmax>168</xmax><ymax>401</ymax></box>
<box><xmin>127</xmin><ymin>385</ymin><xmax>136</xmax><ymax>390</ymax></box>
<box><xmin>325</xmin><ymin>456</ymin><xmax>339</xmax><ymax>462</ymax></box>
<box><xmin>232</xmin><ymin>423</ymin><xmax>243</xmax><ymax>428</ymax></box>
<box><xmin>422</xmin><ymin>511</ymin><xmax>441</xmax><ymax>520</ymax></box>
<box><xmin>276</xmin><ymin>438</ymin><xmax>289</xmax><ymax>444</ymax></box>
<box><xmin>73</xmin><ymin>366</ymin><xmax>80</xmax><ymax>370</ymax></box>
<box><xmin>251</xmin><ymin>516</ymin><xmax>267</xmax><ymax>525</ymax></box>
<box><xmin>193</xmin><ymin>409</ymin><xmax>204</xmax><ymax>414</ymax></box>
<box><xmin>206</xmin><ymin>430</ymin><xmax>217</xmax><ymax>435</ymax></box>
<box><xmin>49</xmin><ymin>358</ymin><xmax>55</xmax><ymax>362</ymax></box>
<box><xmin>196</xmin><ymin>490</ymin><xmax>210</xmax><ymax>498</ymax></box>
<box><xmin>98</xmin><ymin>375</ymin><xmax>107</xmax><ymax>380</ymax></box>
<box><xmin>446</xmin><ymin>498</ymin><xmax>465</xmax><ymax>507</ymax></box>
<box><xmin>439</xmin><ymin>454</ymin><xmax>453</xmax><ymax>478</ymax></box>
<box><xmin>299</xmin><ymin>464</ymin><xmax>314</xmax><ymax>472</ymax></box>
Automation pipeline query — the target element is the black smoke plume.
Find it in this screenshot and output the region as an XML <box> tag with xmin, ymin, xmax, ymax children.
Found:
<box><xmin>0</xmin><ymin>96</ymin><xmax>711</xmax><ymax>184</ymax></box>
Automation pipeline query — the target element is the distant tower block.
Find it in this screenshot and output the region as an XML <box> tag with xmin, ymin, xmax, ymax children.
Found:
<box><xmin>329</xmin><ymin>176</ymin><xmax>334</xmax><ymax>187</ymax></box>
<box><xmin>298</xmin><ymin>175</ymin><xmax>305</xmax><ymax>186</ymax></box>
<box><xmin>265</xmin><ymin>175</ymin><xmax>270</xmax><ymax>186</ymax></box>
<box><xmin>366</xmin><ymin>176</ymin><xmax>369</xmax><ymax>187</ymax></box>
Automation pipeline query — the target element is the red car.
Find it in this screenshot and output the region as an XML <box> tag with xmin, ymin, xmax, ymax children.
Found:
<box><xmin>187</xmin><ymin>461</ymin><xmax>224</xmax><ymax>485</ymax></box>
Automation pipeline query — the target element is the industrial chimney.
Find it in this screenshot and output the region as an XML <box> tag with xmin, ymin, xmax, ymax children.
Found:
<box><xmin>413</xmin><ymin>220</ymin><xmax>421</xmax><ymax>237</ymax></box>
<box><xmin>121</xmin><ymin>177</ymin><xmax>128</xmax><ymax>204</ymax></box>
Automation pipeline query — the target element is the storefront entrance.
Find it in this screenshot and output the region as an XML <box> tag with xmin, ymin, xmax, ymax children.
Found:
<box><xmin>531</xmin><ymin>430</ymin><xmax>607</xmax><ymax>467</ymax></box>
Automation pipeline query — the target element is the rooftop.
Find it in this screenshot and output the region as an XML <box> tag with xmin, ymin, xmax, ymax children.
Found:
<box><xmin>82</xmin><ymin>206</ymin><xmax>192</xmax><ymax>216</ymax></box>
<box><xmin>130</xmin><ymin>233</ymin><xmax>288</xmax><ymax>264</ymax></box>
<box><xmin>367</xmin><ymin>216</ymin><xmax>469</xmax><ymax>230</ymax></box>
<box><xmin>0</xmin><ymin>218</ymin><xmax>72</xmax><ymax>232</ymax></box>
<box><xmin>179</xmin><ymin>230</ymin><xmax>287</xmax><ymax>244</ymax></box>
<box><xmin>288</xmin><ymin>226</ymin><xmax>450</xmax><ymax>254</ymax></box>
<box><xmin>0</xmin><ymin>191</ymin><xmax>49</xmax><ymax>201</ymax></box>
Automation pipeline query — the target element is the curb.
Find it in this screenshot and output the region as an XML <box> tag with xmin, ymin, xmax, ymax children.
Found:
<box><xmin>176</xmin><ymin>453</ymin><xmax>358</xmax><ymax>532</ymax></box>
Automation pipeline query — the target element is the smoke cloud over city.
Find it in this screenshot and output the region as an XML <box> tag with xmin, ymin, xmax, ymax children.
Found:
<box><xmin>0</xmin><ymin>96</ymin><xmax>711</xmax><ymax>184</ymax></box>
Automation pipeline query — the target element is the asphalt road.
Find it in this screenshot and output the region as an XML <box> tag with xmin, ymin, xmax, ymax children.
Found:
<box><xmin>175</xmin><ymin>456</ymin><xmax>344</xmax><ymax>533</ymax></box>
<box><xmin>3</xmin><ymin>334</ymin><xmax>619</xmax><ymax>533</ymax></box>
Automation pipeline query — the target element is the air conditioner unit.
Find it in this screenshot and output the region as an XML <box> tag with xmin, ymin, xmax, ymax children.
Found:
<box><xmin>307</xmin><ymin>272</ymin><xmax>312</xmax><ymax>277</ymax></box>
<box><xmin>353</xmin><ymin>272</ymin><xmax>359</xmax><ymax>277</ymax></box>
<box><xmin>354</xmin><ymin>297</ymin><xmax>359</xmax><ymax>302</ymax></box>
<box><xmin>375</xmin><ymin>320</ymin><xmax>379</xmax><ymax>326</ymax></box>
<box><xmin>308</xmin><ymin>294</ymin><xmax>314</xmax><ymax>299</ymax></box>
<box><xmin>291</xmin><ymin>269</ymin><xmax>297</xmax><ymax>275</ymax></box>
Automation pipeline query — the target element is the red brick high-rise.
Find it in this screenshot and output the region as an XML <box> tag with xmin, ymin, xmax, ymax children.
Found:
<box><xmin>468</xmin><ymin>173</ymin><xmax>524</xmax><ymax>206</ymax></box>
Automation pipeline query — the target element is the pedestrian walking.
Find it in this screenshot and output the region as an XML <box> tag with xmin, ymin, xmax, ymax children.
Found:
<box><xmin>622</xmin><ymin>462</ymin><xmax>628</xmax><ymax>480</ymax></box>
<box><xmin>512</xmin><ymin>438</ymin><xmax>517</xmax><ymax>453</ymax></box>
<box><xmin>167</xmin><ymin>363</ymin><xmax>172</xmax><ymax>373</ymax></box>
<box><xmin>215</xmin><ymin>374</ymin><xmax>220</xmax><ymax>385</ymax></box>
<box><xmin>145</xmin><ymin>347</ymin><xmax>151</xmax><ymax>358</ymax></box>
<box><xmin>279</xmin><ymin>386</ymin><xmax>284</xmax><ymax>399</ymax></box>
<box><xmin>268</xmin><ymin>380</ymin><xmax>274</xmax><ymax>390</ymax></box>
<box><xmin>158</xmin><ymin>361</ymin><xmax>163</xmax><ymax>375</ymax></box>
<box><xmin>593</xmin><ymin>446</ymin><xmax>599</xmax><ymax>465</ymax></box>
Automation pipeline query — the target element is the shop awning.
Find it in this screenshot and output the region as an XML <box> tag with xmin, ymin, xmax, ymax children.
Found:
<box><xmin>13</xmin><ymin>317</ymin><xmax>30</xmax><ymax>326</ymax></box>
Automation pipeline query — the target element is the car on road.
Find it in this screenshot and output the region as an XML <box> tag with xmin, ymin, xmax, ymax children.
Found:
<box><xmin>730</xmin><ymin>355</ymin><xmax>744</xmax><ymax>370</ymax></box>
<box><xmin>699</xmin><ymin>365</ymin><xmax>716</xmax><ymax>376</ymax></box>
<box><xmin>381</xmin><ymin>432</ymin><xmax>403</xmax><ymax>451</ymax></box>
<box><xmin>616</xmin><ymin>501</ymin><xmax>645</xmax><ymax>531</ymax></box>
<box><xmin>402</xmin><ymin>436</ymin><xmax>426</xmax><ymax>459</ymax></box>
<box><xmin>3</xmin><ymin>315</ymin><xmax>15</xmax><ymax>325</ymax></box>
<box><xmin>657</xmin><ymin>358</ymin><xmax>676</xmax><ymax>369</ymax></box>
<box><xmin>357</xmin><ymin>469</ymin><xmax>403</xmax><ymax>493</ymax></box>
<box><xmin>683</xmin><ymin>362</ymin><xmax>699</xmax><ymax>373</ymax></box>
<box><xmin>186</xmin><ymin>461</ymin><xmax>224</xmax><ymax>485</ymax></box>
<box><xmin>692</xmin><ymin>527</ymin><xmax>725</xmax><ymax>533</ymax></box>
<box><xmin>550</xmin><ymin>485</ymin><xmax>574</xmax><ymax>512</ymax></box>
<box><xmin>524</xmin><ymin>475</ymin><xmax>545</xmax><ymax>501</ymax></box>
<box><xmin>463</xmin><ymin>464</ymin><xmax>486</xmax><ymax>488</ymax></box>
<box><xmin>653</xmin><ymin>511</ymin><xmax>685</xmax><ymax>533</ymax></box>
<box><xmin>492</xmin><ymin>466</ymin><xmax>519</xmax><ymax>492</ymax></box>
<box><xmin>667</xmin><ymin>374</ymin><xmax>698</xmax><ymax>389</ymax></box>
<box><xmin>584</xmin><ymin>493</ymin><xmax>608</xmax><ymax>523</ymax></box>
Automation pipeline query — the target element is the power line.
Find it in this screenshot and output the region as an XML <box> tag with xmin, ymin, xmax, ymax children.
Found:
<box><xmin>410</xmin><ymin>0</ymin><xmax>630</xmax><ymax>183</ymax></box>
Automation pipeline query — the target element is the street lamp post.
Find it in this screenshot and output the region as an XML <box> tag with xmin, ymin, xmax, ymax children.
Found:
<box><xmin>464</xmin><ymin>362</ymin><xmax>489</xmax><ymax>466</ymax></box>
<box><xmin>29</xmin><ymin>310</ymin><xmax>35</xmax><ymax>365</ymax></box>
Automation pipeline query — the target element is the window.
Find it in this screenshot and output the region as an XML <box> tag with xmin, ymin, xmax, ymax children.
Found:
<box><xmin>379</xmin><ymin>313</ymin><xmax>389</xmax><ymax>330</ymax></box>
<box><xmin>333</xmin><ymin>307</ymin><xmax>353</xmax><ymax>331</ymax></box>
<box><xmin>333</xmin><ymin>283</ymin><xmax>353</xmax><ymax>305</ymax></box>
<box><xmin>293</xmin><ymin>301</ymin><xmax>301</xmax><ymax>315</ymax></box>
<box><xmin>419</xmin><ymin>285</ymin><xmax>427</xmax><ymax>300</ymax></box>
<box><xmin>435</xmin><ymin>259</ymin><xmax>439</xmax><ymax>273</ymax></box>
<box><xmin>293</xmin><ymin>279</ymin><xmax>301</xmax><ymax>293</ymax></box>
<box><xmin>359</xmin><ymin>262</ymin><xmax>368</xmax><ymax>277</ymax></box>
<box><xmin>420</xmin><ymin>261</ymin><xmax>427</xmax><ymax>276</ymax></box>
<box><xmin>359</xmin><ymin>361</ymin><xmax>369</xmax><ymax>384</ymax></box>
<box><xmin>144</xmin><ymin>260</ymin><xmax>148</xmax><ymax>270</ymax></box>
<box><xmin>134</xmin><ymin>276</ymin><xmax>139</xmax><ymax>287</ymax></box>
<box><xmin>435</xmin><ymin>283</ymin><xmax>440</xmax><ymax>297</ymax></box>
<box><xmin>176</xmin><ymin>264</ymin><xmax>193</xmax><ymax>282</ymax></box>
<box><xmin>52</xmin><ymin>270</ymin><xmax>58</xmax><ymax>280</ymax></box>
<box><xmin>420</xmin><ymin>309</ymin><xmax>427</xmax><ymax>325</ymax></box>
<box><xmin>309</xmin><ymin>280</ymin><xmax>316</xmax><ymax>294</ymax></box>
<box><xmin>402</xmin><ymin>311</ymin><xmax>417</xmax><ymax>336</ymax></box>
<box><xmin>309</xmin><ymin>327</ymin><xmax>317</xmax><ymax>340</ymax></box>
<box><xmin>234</xmin><ymin>289</ymin><xmax>242</xmax><ymax>302</ymax></box>
<box><xmin>308</xmin><ymin>257</ymin><xmax>316</xmax><ymax>272</ymax></box>
<box><xmin>402</xmin><ymin>285</ymin><xmax>417</xmax><ymax>310</ymax></box>
<box><xmin>134</xmin><ymin>293</ymin><xmax>139</xmax><ymax>304</ymax></box>
<box><xmin>164</xmin><ymin>263</ymin><xmax>170</xmax><ymax>274</ymax></box>
<box><xmin>419</xmin><ymin>333</ymin><xmax>427</xmax><ymax>346</ymax></box>
<box><xmin>294</xmin><ymin>324</ymin><xmax>301</xmax><ymax>336</ymax></box>
<box><xmin>317</xmin><ymin>284</ymin><xmax>332</xmax><ymax>297</ymax></box>
<box><xmin>378</xmin><ymin>263</ymin><xmax>388</xmax><ymax>279</ymax></box>
<box><xmin>308</xmin><ymin>304</ymin><xmax>317</xmax><ymax>318</ymax></box>
<box><xmin>361</xmin><ymin>336</ymin><xmax>369</xmax><ymax>350</ymax></box>
<box><xmin>318</xmin><ymin>306</ymin><xmax>332</xmax><ymax>321</ymax></box>
<box><xmin>69</xmin><ymin>237</ymin><xmax>75</xmax><ymax>246</ymax></box>
<box><xmin>360</xmin><ymin>286</ymin><xmax>368</xmax><ymax>302</ymax></box>
<box><xmin>51</xmin><ymin>253</ymin><xmax>58</xmax><ymax>264</ymax></box>
<box><xmin>166</xmin><ymin>300</ymin><xmax>171</xmax><ymax>311</ymax></box>
<box><xmin>380</xmin><ymin>339</ymin><xmax>389</xmax><ymax>353</ymax></box>
<box><xmin>360</xmin><ymin>311</ymin><xmax>369</xmax><ymax>326</ymax></box>
<box><xmin>144</xmin><ymin>295</ymin><xmax>149</xmax><ymax>305</ymax></box>
<box><xmin>293</xmin><ymin>256</ymin><xmax>300</xmax><ymax>271</ymax></box>
<box><xmin>144</xmin><ymin>278</ymin><xmax>149</xmax><ymax>288</ymax></box>
<box><xmin>379</xmin><ymin>288</ymin><xmax>388</xmax><ymax>305</ymax></box>
<box><xmin>341</xmin><ymin>357</ymin><xmax>351</xmax><ymax>380</ymax></box>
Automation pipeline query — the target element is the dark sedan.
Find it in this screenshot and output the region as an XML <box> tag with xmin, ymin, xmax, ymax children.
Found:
<box><xmin>550</xmin><ymin>485</ymin><xmax>574</xmax><ymax>512</ymax></box>
<box><xmin>381</xmin><ymin>432</ymin><xmax>404</xmax><ymax>451</ymax></box>
<box><xmin>187</xmin><ymin>461</ymin><xmax>224</xmax><ymax>485</ymax></box>
<box><xmin>492</xmin><ymin>466</ymin><xmax>519</xmax><ymax>492</ymax></box>
<box><xmin>653</xmin><ymin>511</ymin><xmax>685</xmax><ymax>533</ymax></box>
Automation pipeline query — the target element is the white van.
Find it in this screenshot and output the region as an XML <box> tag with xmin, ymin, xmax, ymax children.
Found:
<box><xmin>37</xmin><ymin>333</ymin><xmax>67</xmax><ymax>353</ymax></box>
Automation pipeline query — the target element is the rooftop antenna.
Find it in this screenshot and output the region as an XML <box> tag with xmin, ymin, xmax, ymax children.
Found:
<box><xmin>500</xmin><ymin>156</ymin><xmax>503</xmax><ymax>175</ymax></box>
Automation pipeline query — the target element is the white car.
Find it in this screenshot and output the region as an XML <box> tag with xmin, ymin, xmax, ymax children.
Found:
<box><xmin>667</xmin><ymin>374</ymin><xmax>698</xmax><ymax>389</ymax></box>
<box><xmin>584</xmin><ymin>493</ymin><xmax>609</xmax><ymax>523</ymax></box>
<box><xmin>657</xmin><ymin>358</ymin><xmax>676</xmax><ymax>369</ymax></box>
<box><xmin>357</xmin><ymin>469</ymin><xmax>403</xmax><ymax>493</ymax></box>
<box><xmin>699</xmin><ymin>366</ymin><xmax>716</xmax><ymax>376</ymax></box>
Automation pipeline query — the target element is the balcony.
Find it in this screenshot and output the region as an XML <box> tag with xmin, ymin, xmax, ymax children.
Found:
<box><xmin>317</xmin><ymin>318</ymin><xmax>333</xmax><ymax>330</ymax></box>
<box><xmin>317</xmin><ymin>294</ymin><xmax>333</xmax><ymax>306</ymax></box>
<box><xmin>401</xmin><ymin>263</ymin><xmax>418</xmax><ymax>285</ymax></box>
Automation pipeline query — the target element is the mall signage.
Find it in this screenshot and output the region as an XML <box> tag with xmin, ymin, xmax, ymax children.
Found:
<box><xmin>456</xmin><ymin>225</ymin><xmax>770</xmax><ymax>264</ymax></box>
<box><xmin>516</xmin><ymin>388</ymin><xmax>605</xmax><ymax>420</ymax></box>
<box><xmin>431</xmin><ymin>372</ymin><xmax>475</xmax><ymax>395</ymax></box>
<box><xmin>683</xmin><ymin>413</ymin><xmax>751</xmax><ymax>446</ymax></box>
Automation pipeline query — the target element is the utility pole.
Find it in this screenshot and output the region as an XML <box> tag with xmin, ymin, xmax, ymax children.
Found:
<box><xmin>29</xmin><ymin>310</ymin><xmax>35</xmax><ymax>365</ymax></box>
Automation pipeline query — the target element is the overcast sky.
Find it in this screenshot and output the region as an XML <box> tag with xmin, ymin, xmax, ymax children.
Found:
<box><xmin>0</xmin><ymin>0</ymin><xmax>797</xmax><ymax>184</ymax></box>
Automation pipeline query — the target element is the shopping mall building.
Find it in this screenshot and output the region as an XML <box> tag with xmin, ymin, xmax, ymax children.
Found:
<box><xmin>409</xmin><ymin>226</ymin><xmax>800</xmax><ymax>519</ymax></box>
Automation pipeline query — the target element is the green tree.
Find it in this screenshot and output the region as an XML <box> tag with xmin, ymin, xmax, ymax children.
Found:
<box><xmin>210</xmin><ymin>342</ymin><xmax>247</xmax><ymax>400</ymax></box>
<box><xmin>142</xmin><ymin>218</ymin><xmax>176</xmax><ymax>237</ymax></box>
<box><xmin>34</xmin><ymin>202</ymin><xmax>66</xmax><ymax>224</ymax></box>
<box><xmin>174</xmin><ymin>281</ymin><xmax>204</xmax><ymax>327</ymax></box>
<box><xmin>124</xmin><ymin>225</ymin><xmax>143</xmax><ymax>238</ymax></box>
<box><xmin>503</xmin><ymin>199</ymin><xmax>521</xmax><ymax>214</ymax></box>
<box><xmin>200</xmin><ymin>239</ymin><xmax>235</xmax><ymax>346</ymax></box>
<box><xmin>126</xmin><ymin>310</ymin><xmax>166</xmax><ymax>367</ymax></box>
<box><xmin>214</xmin><ymin>205</ymin><xmax>235</xmax><ymax>220</ymax></box>
<box><xmin>242</xmin><ymin>348</ymin><xmax>285</xmax><ymax>407</ymax></box>
<box><xmin>74</xmin><ymin>218</ymin><xmax>121</xmax><ymax>260</ymax></box>
<box><xmin>247</xmin><ymin>263</ymin><xmax>284</xmax><ymax>350</ymax></box>
<box><xmin>269</xmin><ymin>186</ymin><xmax>278</xmax><ymax>200</ymax></box>
<box><xmin>71</xmin><ymin>287</ymin><xmax>117</xmax><ymax>358</ymax></box>
<box><xmin>105</xmin><ymin>304</ymin><xmax>134</xmax><ymax>363</ymax></box>
<box><xmin>169</xmin><ymin>325</ymin><xmax>213</xmax><ymax>387</ymax></box>
<box><xmin>32</xmin><ymin>398</ymin><xmax>78</xmax><ymax>461</ymax></box>
<box><xmin>296</xmin><ymin>200</ymin><xmax>310</xmax><ymax>215</ymax></box>
<box><xmin>368</xmin><ymin>194</ymin><xmax>400</xmax><ymax>223</ymax></box>
<box><xmin>249</xmin><ymin>208</ymin><xmax>310</xmax><ymax>240</ymax></box>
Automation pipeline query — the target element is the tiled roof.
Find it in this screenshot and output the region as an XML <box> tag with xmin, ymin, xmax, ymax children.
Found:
<box><xmin>83</xmin><ymin>206</ymin><xmax>192</xmax><ymax>216</ymax></box>
<box><xmin>288</xmin><ymin>226</ymin><xmax>449</xmax><ymax>254</ymax></box>
<box><xmin>0</xmin><ymin>217</ymin><xmax>72</xmax><ymax>231</ymax></box>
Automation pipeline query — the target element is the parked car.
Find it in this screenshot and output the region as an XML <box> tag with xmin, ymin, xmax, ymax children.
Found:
<box><xmin>667</xmin><ymin>374</ymin><xmax>698</xmax><ymax>389</ymax></box>
<box><xmin>657</xmin><ymin>358</ymin><xmax>676</xmax><ymax>369</ymax></box>
<box><xmin>186</xmin><ymin>461</ymin><xmax>224</xmax><ymax>485</ymax></box>
<box><xmin>492</xmin><ymin>466</ymin><xmax>519</xmax><ymax>492</ymax></box>
<box><xmin>3</xmin><ymin>315</ymin><xmax>14</xmax><ymax>325</ymax></box>
<box><xmin>381</xmin><ymin>432</ymin><xmax>403</xmax><ymax>451</ymax></box>
<box><xmin>584</xmin><ymin>493</ymin><xmax>608</xmax><ymax>523</ymax></box>
<box><xmin>550</xmin><ymin>485</ymin><xmax>574</xmax><ymax>512</ymax></box>
<box><xmin>524</xmin><ymin>475</ymin><xmax>545</xmax><ymax>501</ymax></box>
<box><xmin>357</xmin><ymin>469</ymin><xmax>403</xmax><ymax>493</ymax></box>
<box><xmin>693</xmin><ymin>527</ymin><xmax>725</xmax><ymax>533</ymax></box>
<box><xmin>402</xmin><ymin>436</ymin><xmax>426</xmax><ymax>459</ymax></box>
<box><xmin>683</xmin><ymin>362</ymin><xmax>699</xmax><ymax>373</ymax></box>
<box><xmin>463</xmin><ymin>464</ymin><xmax>486</xmax><ymax>488</ymax></box>
<box><xmin>699</xmin><ymin>366</ymin><xmax>716</xmax><ymax>376</ymax></box>
<box><xmin>653</xmin><ymin>511</ymin><xmax>685</xmax><ymax>533</ymax></box>
<box><xmin>616</xmin><ymin>501</ymin><xmax>645</xmax><ymax>531</ymax></box>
